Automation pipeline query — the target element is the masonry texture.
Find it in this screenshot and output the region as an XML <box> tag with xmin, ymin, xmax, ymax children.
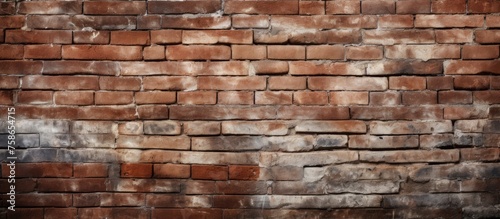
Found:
<box><xmin>0</xmin><ymin>0</ymin><xmax>499</xmax><ymax>218</ymax></box>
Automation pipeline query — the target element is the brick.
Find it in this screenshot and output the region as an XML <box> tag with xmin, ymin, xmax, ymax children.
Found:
<box><xmin>294</xmin><ymin>91</ymin><xmax>328</xmax><ymax>105</ymax></box>
<box><xmin>432</xmin><ymin>0</ymin><xmax>466</xmax><ymax>13</ymax></box>
<box><xmin>170</xmin><ymin>106</ymin><xmax>276</xmax><ymax>120</ymax></box>
<box><xmin>309</xmin><ymin>77</ymin><xmax>388</xmax><ymax>91</ymax></box>
<box><xmin>216</xmin><ymin>181</ymin><xmax>267</xmax><ymax>195</ymax></box>
<box><xmin>183</xmin><ymin>30</ymin><xmax>253</xmax><ymax>44</ymax></box>
<box><xmin>445</xmin><ymin>60</ymin><xmax>500</xmax><ymax>75</ymax></box>
<box><xmin>95</xmin><ymin>91</ymin><xmax>133</xmax><ymax>105</ymax></box>
<box><xmin>402</xmin><ymin>91</ymin><xmax>437</xmax><ymax>105</ymax></box>
<box><xmin>306</xmin><ymin>45</ymin><xmax>345</xmax><ymax>60</ymax></box>
<box><xmin>143</xmin><ymin>46</ymin><xmax>165</xmax><ymax>60</ymax></box>
<box><xmin>462</xmin><ymin>45</ymin><xmax>499</xmax><ymax>60</ymax></box>
<box><xmin>218</xmin><ymin>91</ymin><xmax>254</xmax><ymax>105</ymax></box>
<box><xmin>416</xmin><ymin>15</ymin><xmax>483</xmax><ymax>28</ymax></box>
<box><xmin>224</xmin><ymin>0</ymin><xmax>298</xmax><ymax>14</ymax></box>
<box><xmin>468</xmin><ymin>0</ymin><xmax>500</xmax><ymax>13</ymax></box>
<box><xmin>18</xmin><ymin>1</ymin><xmax>81</xmax><ymax>14</ymax></box>
<box><xmin>23</xmin><ymin>75</ymin><xmax>98</xmax><ymax>90</ymax></box>
<box><xmin>370</xmin><ymin>92</ymin><xmax>401</xmax><ymax>105</ymax></box>
<box><xmin>379</xmin><ymin>15</ymin><xmax>413</xmax><ymax>28</ymax></box>
<box><xmin>99</xmin><ymin>77</ymin><xmax>141</xmax><ymax>91</ymax></box>
<box><xmin>166</xmin><ymin>45</ymin><xmax>230</xmax><ymax>60</ymax></box>
<box><xmin>326</xmin><ymin>1</ymin><xmax>361</xmax><ymax>14</ymax></box>
<box><xmin>198</xmin><ymin>77</ymin><xmax>266</xmax><ymax>90</ymax></box>
<box><xmin>24</xmin><ymin>45</ymin><xmax>60</xmax><ymax>60</ymax></box>
<box><xmin>192</xmin><ymin>165</ymin><xmax>228</xmax><ymax>180</ymax></box>
<box><xmin>78</xmin><ymin>208</ymin><xmax>149</xmax><ymax>219</ymax></box>
<box><xmin>370</xmin><ymin>121</ymin><xmax>452</xmax><ymax>134</ymax></box>
<box><xmin>0</xmin><ymin>45</ymin><xmax>23</xmax><ymax>59</ymax></box>
<box><xmin>346</xmin><ymin>46</ymin><xmax>383</xmax><ymax>60</ymax></box>
<box><xmin>385</xmin><ymin>45</ymin><xmax>460</xmax><ymax>61</ymax></box>
<box><xmin>323</xmin><ymin>92</ymin><xmax>366</xmax><ymax>105</ymax></box>
<box><xmin>436</xmin><ymin>29</ymin><xmax>473</xmax><ymax>43</ymax></box>
<box><xmin>439</xmin><ymin>91</ymin><xmax>473</xmax><ymax>104</ymax></box>
<box><xmin>0</xmin><ymin>61</ymin><xmax>43</xmax><ymax>75</ymax></box>
<box><xmin>360</xmin><ymin>150</ymin><xmax>459</xmax><ymax>163</ymax></box>
<box><xmin>361</xmin><ymin>0</ymin><xmax>395</xmax><ymax>14</ymax></box>
<box><xmin>118</xmin><ymin>122</ymin><xmax>143</xmax><ymax>135</ymax></box>
<box><xmin>233</xmin><ymin>45</ymin><xmax>266</xmax><ymax>60</ymax></box>
<box><xmin>152</xmin><ymin>209</ymin><xmax>221</xmax><ymax>219</ymax></box>
<box><xmin>26</xmin><ymin>15</ymin><xmax>73</xmax><ymax>29</ymax></box>
<box><xmin>486</xmin><ymin>15</ymin><xmax>500</xmax><ymax>28</ymax></box>
<box><xmin>351</xmin><ymin>106</ymin><xmax>443</xmax><ymax>120</ymax></box>
<box><xmin>184</xmin><ymin>121</ymin><xmax>221</xmax><ymax>136</ymax></box>
<box><xmin>263</xmin><ymin>166</ymin><xmax>304</xmax><ymax>181</ymax></box>
<box><xmin>349</xmin><ymin>135</ymin><xmax>419</xmax><ymax>149</ymax></box>
<box><xmin>162</xmin><ymin>16</ymin><xmax>231</xmax><ymax>29</ymax></box>
<box><xmin>74</xmin><ymin>31</ymin><xmax>110</xmax><ymax>44</ymax></box>
<box><xmin>153</xmin><ymin>164</ymin><xmax>190</xmax><ymax>178</ymax></box>
<box><xmin>0</xmin><ymin>91</ymin><xmax>13</xmax><ymax>105</ymax></box>
<box><xmin>74</xmin><ymin>163</ymin><xmax>108</xmax><ymax>178</ymax></box>
<box><xmin>109</xmin><ymin>179</ymin><xmax>180</xmax><ymax>193</ymax></box>
<box><xmin>461</xmin><ymin>148</ymin><xmax>500</xmax><ymax>162</ymax></box>
<box><xmin>84</xmin><ymin>1</ymin><xmax>145</xmax><ymax>15</ymax></box>
<box><xmin>6</xmin><ymin>30</ymin><xmax>72</xmax><ymax>44</ymax></box>
<box><xmin>77</xmin><ymin>106</ymin><xmax>137</xmax><ymax>120</ymax></box>
<box><xmin>389</xmin><ymin>76</ymin><xmax>426</xmax><ymax>90</ymax></box>
<box><xmin>45</xmin><ymin>209</ymin><xmax>77</xmax><ymax>219</ymax></box>
<box><xmin>420</xmin><ymin>134</ymin><xmax>453</xmax><ymax>149</ymax></box>
<box><xmin>117</xmin><ymin>136</ymin><xmax>189</xmax><ymax>150</ymax></box>
<box><xmin>135</xmin><ymin>91</ymin><xmax>179</xmax><ymax>105</ymax></box>
<box><xmin>43</xmin><ymin>61</ymin><xmax>119</xmax><ymax>76</ymax></box>
<box><xmin>444</xmin><ymin>106</ymin><xmax>489</xmax><ymax>119</ymax></box>
<box><xmin>474</xmin><ymin>91</ymin><xmax>500</xmax><ymax>104</ymax></box>
<box><xmin>300</xmin><ymin>1</ymin><xmax>325</xmax><ymax>15</ymax></box>
<box><xmin>143</xmin><ymin>121</ymin><xmax>181</xmax><ymax>135</ymax></box>
<box><xmin>396</xmin><ymin>0</ymin><xmax>431</xmax><ymax>14</ymax></box>
<box><xmin>121</xmin><ymin>163</ymin><xmax>152</xmax><ymax>178</ymax></box>
<box><xmin>290</xmin><ymin>61</ymin><xmax>364</xmax><ymax>75</ymax></box>
<box><xmin>271</xmin><ymin>15</ymin><xmax>377</xmax><ymax>30</ymax></box>
<box><xmin>137</xmin><ymin>15</ymin><xmax>161</xmax><ymax>30</ymax></box>
<box><xmin>232</xmin><ymin>15</ymin><xmax>270</xmax><ymax>28</ymax></box>
<box><xmin>296</xmin><ymin>120</ymin><xmax>366</xmax><ymax>133</ymax></box>
<box><xmin>454</xmin><ymin>76</ymin><xmax>490</xmax><ymax>90</ymax></box>
<box><xmin>110</xmin><ymin>31</ymin><xmax>150</xmax><ymax>45</ymax></box>
<box><xmin>269</xmin><ymin>77</ymin><xmax>306</xmax><ymax>90</ymax></box>
<box><xmin>229</xmin><ymin>165</ymin><xmax>260</xmax><ymax>180</ymax></box>
<box><xmin>252</xmin><ymin>61</ymin><xmax>289</xmax><ymax>74</ymax></box>
<box><xmin>71</xmin><ymin>121</ymin><xmax>114</xmax><ymax>134</ymax></box>
<box><xmin>38</xmin><ymin>178</ymin><xmax>107</xmax><ymax>192</ymax></box>
<box><xmin>17</xmin><ymin>194</ymin><xmax>72</xmax><ymax>207</ymax></box>
<box><xmin>222</xmin><ymin>121</ymin><xmax>288</xmax><ymax>136</ymax></box>
<box><xmin>192</xmin><ymin>135</ymin><xmax>315</xmax><ymax>152</ymax></box>
<box><xmin>2</xmin><ymin>163</ymin><xmax>72</xmax><ymax>178</ymax></box>
<box><xmin>268</xmin><ymin>45</ymin><xmax>305</xmax><ymax>60</ymax></box>
<box><xmin>367</xmin><ymin>60</ymin><xmax>442</xmax><ymax>75</ymax></box>
<box><xmin>363</xmin><ymin>30</ymin><xmax>434</xmax><ymax>45</ymax></box>
<box><xmin>143</xmin><ymin>76</ymin><xmax>197</xmax><ymax>90</ymax></box>
<box><xmin>427</xmin><ymin>76</ymin><xmax>453</xmax><ymax>90</ymax></box>
<box><xmin>147</xmin><ymin>195</ymin><xmax>212</xmax><ymax>208</ymax></box>
<box><xmin>62</xmin><ymin>45</ymin><xmax>142</xmax><ymax>61</ymax></box>
<box><xmin>0</xmin><ymin>2</ymin><xmax>15</xmax><ymax>15</ymax></box>
<box><xmin>0</xmin><ymin>76</ymin><xmax>19</xmax><ymax>89</ymax></box>
<box><xmin>277</xmin><ymin>106</ymin><xmax>350</xmax><ymax>120</ymax></box>
<box><xmin>134</xmin><ymin>105</ymin><xmax>167</xmax><ymax>119</ymax></box>
<box><xmin>74</xmin><ymin>15</ymin><xmax>137</xmax><ymax>30</ymax></box>
<box><xmin>255</xmin><ymin>91</ymin><xmax>293</xmax><ymax>105</ymax></box>
<box><xmin>178</xmin><ymin>91</ymin><xmax>217</xmax><ymax>105</ymax></box>
<box><xmin>148</xmin><ymin>1</ymin><xmax>220</xmax><ymax>14</ymax></box>
<box><xmin>54</xmin><ymin>91</ymin><xmax>94</xmax><ymax>105</ymax></box>
<box><xmin>151</xmin><ymin>30</ymin><xmax>182</xmax><ymax>44</ymax></box>
<box><xmin>18</xmin><ymin>91</ymin><xmax>53</xmax><ymax>105</ymax></box>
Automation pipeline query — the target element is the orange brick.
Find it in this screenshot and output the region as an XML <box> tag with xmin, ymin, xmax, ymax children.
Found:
<box><xmin>143</xmin><ymin>46</ymin><xmax>165</xmax><ymax>60</ymax></box>
<box><xmin>432</xmin><ymin>0</ymin><xmax>466</xmax><ymax>13</ymax></box>
<box><xmin>294</xmin><ymin>91</ymin><xmax>328</xmax><ymax>105</ymax></box>
<box><xmin>299</xmin><ymin>1</ymin><xmax>325</xmax><ymax>15</ymax></box>
<box><xmin>153</xmin><ymin>164</ymin><xmax>190</xmax><ymax>179</ymax></box>
<box><xmin>346</xmin><ymin>46</ymin><xmax>383</xmax><ymax>60</ymax></box>
<box><xmin>255</xmin><ymin>91</ymin><xmax>293</xmax><ymax>105</ymax></box>
<box><xmin>268</xmin><ymin>45</ymin><xmax>305</xmax><ymax>60</ymax></box>
<box><xmin>99</xmin><ymin>77</ymin><xmax>141</xmax><ymax>91</ymax></box>
<box><xmin>306</xmin><ymin>45</ymin><xmax>344</xmax><ymax>60</ymax></box>
<box><xmin>121</xmin><ymin>163</ymin><xmax>152</xmax><ymax>178</ymax></box>
<box><xmin>135</xmin><ymin>92</ymin><xmax>176</xmax><ymax>104</ymax></box>
<box><xmin>229</xmin><ymin>165</ymin><xmax>260</xmax><ymax>180</ymax></box>
<box><xmin>83</xmin><ymin>1</ymin><xmax>146</xmax><ymax>15</ymax></box>
<box><xmin>389</xmin><ymin>76</ymin><xmax>427</xmax><ymax>90</ymax></box>
<box><xmin>462</xmin><ymin>45</ymin><xmax>499</xmax><ymax>59</ymax></box>
<box><xmin>110</xmin><ymin>31</ymin><xmax>150</xmax><ymax>45</ymax></box>
<box><xmin>151</xmin><ymin>30</ymin><xmax>182</xmax><ymax>44</ymax></box>
<box><xmin>178</xmin><ymin>91</ymin><xmax>217</xmax><ymax>105</ymax></box>
<box><xmin>326</xmin><ymin>1</ymin><xmax>361</xmax><ymax>14</ymax></box>
<box><xmin>436</xmin><ymin>29</ymin><xmax>473</xmax><ymax>44</ymax></box>
<box><xmin>24</xmin><ymin>45</ymin><xmax>61</xmax><ymax>59</ymax></box>
<box><xmin>17</xmin><ymin>91</ymin><xmax>53</xmax><ymax>105</ymax></box>
<box><xmin>54</xmin><ymin>91</ymin><xmax>94</xmax><ymax>105</ymax></box>
<box><xmin>232</xmin><ymin>45</ymin><xmax>266</xmax><ymax>60</ymax></box>
<box><xmin>166</xmin><ymin>45</ymin><xmax>230</xmax><ymax>60</ymax></box>
<box><xmin>62</xmin><ymin>45</ymin><xmax>142</xmax><ymax>61</ymax></box>
<box><xmin>378</xmin><ymin>15</ymin><xmax>414</xmax><ymax>28</ymax></box>
<box><xmin>191</xmin><ymin>165</ymin><xmax>228</xmax><ymax>180</ymax></box>
<box><xmin>269</xmin><ymin>77</ymin><xmax>307</xmax><ymax>90</ymax></box>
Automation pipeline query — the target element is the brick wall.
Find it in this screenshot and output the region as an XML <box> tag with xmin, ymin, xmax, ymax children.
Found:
<box><xmin>1</xmin><ymin>0</ymin><xmax>500</xmax><ymax>218</ymax></box>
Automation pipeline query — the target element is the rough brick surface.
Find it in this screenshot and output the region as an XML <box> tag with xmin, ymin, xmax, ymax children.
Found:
<box><xmin>0</xmin><ymin>0</ymin><xmax>498</xmax><ymax>218</ymax></box>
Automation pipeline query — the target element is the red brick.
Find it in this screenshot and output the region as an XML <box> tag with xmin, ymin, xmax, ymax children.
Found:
<box><xmin>461</xmin><ymin>148</ymin><xmax>500</xmax><ymax>162</ymax></box>
<box><xmin>369</xmin><ymin>60</ymin><xmax>443</xmax><ymax>75</ymax></box>
<box><xmin>0</xmin><ymin>61</ymin><xmax>42</xmax><ymax>75</ymax></box>
<box><xmin>54</xmin><ymin>91</ymin><xmax>94</xmax><ymax>105</ymax></box>
<box><xmin>402</xmin><ymin>91</ymin><xmax>437</xmax><ymax>105</ymax></box>
<box><xmin>232</xmin><ymin>14</ymin><xmax>269</xmax><ymax>28</ymax></box>
<box><xmin>491</xmin><ymin>76</ymin><xmax>500</xmax><ymax>89</ymax></box>
<box><xmin>454</xmin><ymin>76</ymin><xmax>490</xmax><ymax>90</ymax></box>
<box><xmin>294</xmin><ymin>91</ymin><xmax>328</xmax><ymax>105</ymax></box>
<box><xmin>143</xmin><ymin>46</ymin><xmax>165</xmax><ymax>60</ymax></box>
<box><xmin>232</xmin><ymin>45</ymin><xmax>266</xmax><ymax>60</ymax></box>
<box><xmin>178</xmin><ymin>91</ymin><xmax>217</xmax><ymax>105</ymax></box>
<box><xmin>224</xmin><ymin>0</ymin><xmax>299</xmax><ymax>14</ymax></box>
<box><xmin>0</xmin><ymin>44</ymin><xmax>23</xmax><ymax>59</ymax></box>
<box><xmin>198</xmin><ymin>77</ymin><xmax>266</xmax><ymax>90</ymax></box>
<box><xmin>17</xmin><ymin>91</ymin><xmax>53</xmax><ymax>105</ymax></box>
<box><xmin>364</xmin><ymin>30</ymin><xmax>435</xmax><ymax>45</ymax></box>
<box><xmin>0</xmin><ymin>76</ymin><xmax>19</xmax><ymax>89</ymax></box>
<box><xmin>444</xmin><ymin>106</ymin><xmax>489</xmax><ymax>119</ymax></box>
<box><xmin>73</xmin><ymin>15</ymin><xmax>136</xmax><ymax>30</ymax></box>
<box><xmin>290</xmin><ymin>61</ymin><xmax>364</xmax><ymax>75</ymax></box>
<box><xmin>370</xmin><ymin>92</ymin><xmax>401</xmax><ymax>105</ymax></box>
<box><xmin>183</xmin><ymin>30</ymin><xmax>253</xmax><ymax>44</ymax></box>
<box><xmin>439</xmin><ymin>91</ymin><xmax>472</xmax><ymax>104</ymax></box>
<box><xmin>385</xmin><ymin>45</ymin><xmax>460</xmax><ymax>60</ymax></box>
<box><xmin>432</xmin><ymin>0</ymin><xmax>466</xmax><ymax>13</ymax></box>
<box><xmin>436</xmin><ymin>29</ymin><xmax>473</xmax><ymax>44</ymax></box>
<box><xmin>300</xmin><ymin>1</ymin><xmax>325</xmax><ymax>15</ymax></box>
<box><xmin>326</xmin><ymin>1</ymin><xmax>361</xmax><ymax>14</ymax></box>
<box><xmin>218</xmin><ymin>91</ymin><xmax>254</xmax><ymax>105</ymax></box>
<box><xmin>0</xmin><ymin>91</ymin><xmax>13</xmax><ymax>105</ymax></box>
<box><xmin>162</xmin><ymin>16</ymin><xmax>231</xmax><ymax>29</ymax></box>
<box><xmin>462</xmin><ymin>45</ymin><xmax>499</xmax><ymax>59</ymax></box>
<box><xmin>379</xmin><ymin>15</ymin><xmax>414</xmax><ymax>28</ymax></box>
<box><xmin>389</xmin><ymin>76</ymin><xmax>426</xmax><ymax>90</ymax></box>
<box><xmin>486</xmin><ymin>15</ymin><xmax>500</xmax><ymax>28</ymax></box>
<box><xmin>362</xmin><ymin>0</ymin><xmax>395</xmax><ymax>14</ymax></box>
<box><xmin>22</xmin><ymin>75</ymin><xmax>99</xmax><ymax>90</ymax></box>
<box><xmin>24</xmin><ymin>45</ymin><xmax>61</xmax><ymax>59</ymax></box>
<box><xmin>135</xmin><ymin>92</ymin><xmax>176</xmax><ymax>104</ymax></box>
<box><xmin>38</xmin><ymin>178</ymin><xmax>107</xmax><ymax>192</ymax></box>
<box><xmin>148</xmin><ymin>1</ymin><xmax>220</xmax><ymax>14</ymax></box>
<box><xmin>306</xmin><ymin>45</ymin><xmax>344</xmax><ymax>60</ymax></box>
<box><xmin>18</xmin><ymin>1</ymin><xmax>81</xmax><ymax>14</ymax></box>
<box><xmin>396</xmin><ymin>0</ymin><xmax>431</xmax><ymax>14</ymax></box>
<box><xmin>474</xmin><ymin>91</ymin><xmax>500</xmax><ymax>104</ymax></box>
<box><xmin>99</xmin><ymin>77</ymin><xmax>141</xmax><ymax>91</ymax></box>
<box><xmin>6</xmin><ymin>208</ymin><xmax>43</xmax><ymax>219</ymax></box>
<box><xmin>2</xmin><ymin>163</ymin><xmax>72</xmax><ymax>178</ymax></box>
<box><xmin>151</xmin><ymin>29</ymin><xmax>182</xmax><ymax>44</ymax></box>
<box><xmin>5</xmin><ymin>30</ymin><xmax>72</xmax><ymax>44</ymax></box>
<box><xmin>229</xmin><ymin>165</ymin><xmax>260</xmax><ymax>180</ymax></box>
<box><xmin>137</xmin><ymin>105</ymin><xmax>169</xmax><ymax>119</ymax></box>
<box><xmin>277</xmin><ymin>106</ymin><xmax>350</xmax><ymax>120</ymax></box>
<box><xmin>271</xmin><ymin>15</ymin><xmax>377</xmax><ymax>30</ymax></box>
<box><xmin>42</xmin><ymin>61</ymin><xmax>118</xmax><ymax>76</ymax></box>
<box><xmin>15</xmin><ymin>106</ymin><xmax>79</xmax><ymax>119</ymax></box>
<box><xmin>74</xmin><ymin>163</ymin><xmax>108</xmax><ymax>178</ymax></box>
<box><xmin>255</xmin><ymin>91</ymin><xmax>293</xmax><ymax>105</ymax></box>
<box><xmin>169</xmin><ymin>105</ymin><xmax>276</xmax><ymax>120</ymax></box>
<box><xmin>121</xmin><ymin>163</ymin><xmax>152</xmax><ymax>178</ymax></box>
<box><xmin>252</xmin><ymin>61</ymin><xmax>289</xmax><ymax>74</ymax></box>
<box><xmin>137</xmin><ymin>15</ymin><xmax>161</xmax><ymax>30</ymax></box>
<box><xmin>445</xmin><ymin>60</ymin><xmax>500</xmax><ymax>74</ymax></box>
<box><xmin>330</xmin><ymin>92</ymin><xmax>369</xmax><ymax>105</ymax></box>
<box><xmin>269</xmin><ymin>77</ymin><xmax>307</xmax><ymax>90</ymax></box>
<box><xmin>415</xmin><ymin>15</ymin><xmax>484</xmax><ymax>28</ymax></box>
<box><xmin>26</xmin><ymin>15</ymin><xmax>73</xmax><ymax>30</ymax></box>
<box><xmin>78</xmin><ymin>208</ymin><xmax>149</xmax><ymax>219</ymax></box>
<box><xmin>143</xmin><ymin>76</ymin><xmax>197</xmax><ymax>90</ymax></box>
<box><xmin>45</xmin><ymin>208</ymin><xmax>77</xmax><ymax>219</ymax></box>
<box><xmin>191</xmin><ymin>165</ymin><xmax>228</xmax><ymax>180</ymax></box>
<box><xmin>154</xmin><ymin>164</ymin><xmax>190</xmax><ymax>178</ymax></box>
<box><xmin>268</xmin><ymin>45</ymin><xmax>305</xmax><ymax>60</ymax></box>
<box><xmin>166</xmin><ymin>45</ymin><xmax>230</xmax><ymax>60</ymax></box>
<box><xmin>152</xmin><ymin>209</ymin><xmax>222</xmax><ymax>219</ymax></box>
<box><xmin>427</xmin><ymin>76</ymin><xmax>453</xmax><ymax>90</ymax></box>
<box><xmin>84</xmin><ymin>1</ymin><xmax>146</xmax><ymax>15</ymax></box>
<box><xmin>347</xmin><ymin>46</ymin><xmax>383</xmax><ymax>60</ymax></box>
<box><xmin>95</xmin><ymin>91</ymin><xmax>134</xmax><ymax>105</ymax></box>
<box><xmin>111</xmin><ymin>31</ymin><xmax>150</xmax><ymax>45</ymax></box>
<box><xmin>309</xmin><ymin>77</ymin><xmax>388</xmax><ymax>91</ymax></box>
<box><xmin>468</xmin><ymin>0</ymin><xmax>500</xmax><ymax>13</ymax></box>
<box><xmin>74</xmin><ymin>31</ymin><xmax>110</xmax><ymax>44</ymax></box>
<box><xmin>184</xmin><ymin>121</ymin><xmax>221</xmax><ymax>135</ymax></box>
<box><xmin>77</xmin><ymin>106</ymin><xmax>137</xmax><ymax>120</ymax></box>
<box><xmin>62</xmin><ymin>45</ymin><xmax>143</xmax><ymax>61</ymax></box>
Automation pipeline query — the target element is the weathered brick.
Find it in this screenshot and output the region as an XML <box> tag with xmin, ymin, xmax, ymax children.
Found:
<box><xmin>360</xmin><ymin>150</ymin><xmax>459</xmax><ymax>163</ymax></box>
<box><xmin>468</xmin><ymin>0</ymin><xmax>500</xmax><ymax>13</ymax></box>
<box><xmin>143</xmin><ymin>76</ymin><xmax>197</xmax><ymax>90</ymax></box>
<box><xmin>233</xmin><ymin>45</ymin><xmax>266</xmax><ymax>60</ymax></box>
<box><xmin>252</xmin><ymin>61</ymin><xmax>289</xmax><ymax>74</ymax></box>
<box><xmin>74</xmin><ymin>31</ymin><xmax>110</xmax><ymax>44</ymax></box>
<box><xmin>475</xmin><ymin>30</ymin><xmax>500</xmax><ymax>44</ymax></box>
<box><xmin>309</xmin><ymin>77</ymin><xmax>387</xmax><ymax>91</ymax></box>
<box><xmin>198</xmin><ymin>77</ymin><xmax>266</xmax><ymax>90</ymax></box>
<box><xmin>6</xmin><ymin>30</ymin><xmax>72</xmax><ymax>44</ymax></box>
<box><xmin>349</xmin><ymin>135</ymin><xmax>419</xmax><ymax>149</ymax></box>
<box><xmin>84</xmin><ymin>1</ymin><xmax>145</xmax><ymax>15</ymax></box>
<box><xmin>232</xmin><ymin>15</ymin><xmax>269</xmax><ymax>28</ymax></box>
<box><xmin>183</xmin><ymin>30</ymin><xmax>253</xmax><ymax>44</ymax></box>
<box><xmin>229</xmin><ymin>165</ymin><xmax>260</xmax><ymax>180</ymax></box>
<box><xmin>389</xmin><ymin>76</ymin><xmax>426</xmax><ymax>90</ymax></box>
<box><xmin>22</xmin><ymin>75</ymin><xmax>98</xmax><ymax>90</ymax></box>
<box><xmin>222</xmin><ymin>121</ymin><xmax>288</xmax><ymax>135</ymax></box>
<box><xmin>462</xmin><ymin>45</ymin><xmax>499</xmax><ymax>60</ymax></box>
<box><xmin>77</xmin><ymin>208</ymin><xmax>149</xmax><ymax>219</ymax></box>
<box><xmin>361</xmin><ymin>0</ymin><xmax>395</xmax><ymax>14</ymax></box>
<box><xmin>43</xmin><ymin>61</ymin><xmax>119</xmax><ymax>75</ymax></box>
<box><xmin>444</xmin><ymin>106</ymin><xmax>489</xmax><ymax>119</ymax></box>
<box><xmin>170</xmin><ymin>106</ymin><xmax>276</xmax><ymax>120</ymax></box>
<box><xmin>268</xmin><ymin>45</ymin><xmax>305</xmax><ymax>60</ymax></box>
<box><xmin>148</xmin><ymin>1</ymin><xmax>220</xmax><ymax>14</ymax></box>
<box><xmin>178</xmin><ymin>91</ymin><xmax>217</xmax><ymax>105</ymax></box>
<box><xmin>271</xmin><ymin>15</ymin><xmax>377</xmax><ymax>30</ymax></box>
<box><xmin>19</xmin><ymin>1</ymin><xmax>82</xmax><ymax>14</ymax></box>
<box><xmin>0</xmin><ymin>45</ymin><xmax>23</xmax><ymax>59</ymax></box>
<box><xmin>255</xmin><ymin>91</ymin><xmax>293</xmax><ymax>105</ymax></box>
<box><xmin>74</xmin><ymin>163</ymin><xmax>108</xmax><ymax>178</ymax></box>
<box><xmin>62</xmin><ymin>45</ymin><xmax>142</xmax><ymax>61</ymax></box>
<box><xmin>300</xmin><ymin>1</ymin><xmax>325</xmax><ymax>15</ymax></box>
<box><xmin>118</xmin><ymin>122</ymin><xmax>143</xmax><ymax>135</ymax></box>
<box><xmin>420</xmin><ymin>134</ymin><xmax>454</xmax><ymax>149</ymax></box>
<box><xmin>224</xmin><ymin>0</ymin><xmax>299</xmax><ymax>15</ymax></box>
<box><xmin>379</xmin><ymin>15</ymin><xmax>414</xmax><ymax>28</ymax></box>
<box><xmin>367</xmin><ymin>60</ymin><xmax>443</xmax><ymax>75</ymax></box>
<box><xmin>143</xmin><ymin>121</ymin><xmax>181</xmax><ymax>135</ymax></box>
<box><xmin>402</xmin><ymin>91</ymin><xmax>437</xmax><ymax>105</ymax></box>
<box><xmin>17</xmin><ymin>91</ymin><xmax>53</xmax><ymax>105</ymax></box>
<box><xmin>486</xmin><ymin>15</ymin><xmax>500</xmax><ymax>28</ymax></box>
<box><xmin>439</xmin><ymin>91</ymin><xmax>473</xmax><ymax>104</ymax></box>
<box><xmin>117</xmin><ymin>136</ymin><xmax>189</xmax><ymax>150</ymax></box>
<box><xmin>95</xmin><ymin>91</ymin><xmax>133</xmax><ymax>105</ymax></box>
<box><xmin>162</xmin><ymin>16</ymin><xmax>231</xmax><ymax>29</ymax></box>
<box><xmin>143</xmin><ymin>46</ymin><xmax>165</xmax><ymax>60</ymax></box>
<box><xmin>396</xmin><ymin>0</ymin><xmax>431</xmax><ymax>13</ymax></box>
<box><xmin>474</xmin><ymin>91</ymin><xmax>500</xmax><ymax>104</ymax></box>
<box><xmin>184</xmin><ymin>121</ymin><xmax>221</xmax><ymax>136</ymax></box>
<box><xmin>370</xmin><ymin>121</ymin><xmax>452</xmax><ymax>134</ymax></box>
<box><xmin>461</xmin><ymin>148</ymin><xmax>500</xmax><ymax>162</ymax></box>
<box><xmin>218</xmin><ymin>91</ymin><xmax>254</xmax><ymax>105</ymax></box>
<box><xmin>74</xmin><ymin>15</ymin><xmax>137</xmax><ymax>30</ymax></box>
<box><xmin>137</xmin><ymin>15</ymin><xmax>161</xmax><ymax>30</ymax></box>
<box><xmin>293</xmin><ymin>91</ymin><xmax>328</xmax><ymax>105</ymax></box>
<box><xmin>54</xmin><ymin>91</ymin><xmax>94</xmax><ymax>105</ymax></box>
<box><xmin>454</xmin><ymin>76</ymin><xmax>490</xmax><ymax>90</ymax></box>
<box><xmin>153</xmin><ymin>164</ymin><xmax>190</xmax><ymax>178</ymax></box>
<box><xmin>385</xmin><ymin>45</ymin><xmax>460</xmax><ymax>61</ymax></box>
<box><xmin>2</xmin><ymin>163</ymin><xmax>72</xmax><ymax>178</ymax></box>
<box><xmin>192</xmin><ymin>136</ymin><xmax>315</xmax><ymax>152</ymax></box>
<box><xmin>296</xmin><ymin>121</ymin><xmax>366</xmax><ymax>133</ymax></box>
<box><xmin>427</xmin><ymin>76</ymin><xmax>454</xmax><ymax>90</ymax></box>
<box><xmin>151</xmin><ymin>30</ymin><xmax>182</xmax><ymax>44</ymax></box>
<box><xmin>351</xmin><ymin>106</ymin><xmax>443</xmax><ymax>120</ymax></box>
<box><xmin>326</xmin><ymin>1</ymin><xmax>361</xmax><ymax>14</ymax></box>
<box><xmin>306</xmin><ymin>45</ymin><xmax>345</xmax><ymax>60</ymax></box>
<box><xmin>266</xmin><ymin>151</ymin><xmax>358</xmax><ymax>167</ymax></box>
<box><xmin>369</xmin><ymin>92</ymin><xmax>401</xmax><ymax>105</ymax></box>
<box><xmin>38</xmin><ymin>178</ymin><xmax>107</xmax><ymax>192</ymax></box>
<box><xmin>110</xmin><ymin>31</ymin><xmax>150</xmax><ymax>45</ymax></box>
<box><xmin>121</xmin><ymin>163</ymin><xmax>152</xmax><ymax>178</ymax></box>
<box><xmin>346</xmin><ymin>46</ymin><xmax>383</xmax><ymax>60</ymax></box>
<box><xmin>45</xmin><ymin>209</ymin><xmax>77</xmax><ymax>219</ymax></box>
<box><xmin>432</xmin><ymin>0</ymin><xmax>466</xmax><ymax>13</ymax></box>
<box><xmin>277</xmin><ymin>106</ymin><xmax>350</xmax><ymax>120</ymax></box>
<box><xmin>269</xmin><ymin>77</ymin><xmax>306</xmax><ymax>90</ymax></box>
<box><xmin>192</xmin><ymin>165</ymin><xmax>228</xmax><ymax>180</ymax></box>
<box><xmin>364</xmin><ymin>30</ymin><xmax>435</xmax><ymax>45</ymax></box>
<box><xmin>0</xmin><ymin>91</ymin><xmax>13</xmax><ymax>105</ymax></box>
<box><xmin>436</xmin><ymin>29</ymin><xmax>473</xmax><ymax>43</ymax></box>
<box><xmin>152</xmin><ymin>209</ymin><xmax>222</xmax><ymax>219</ymax></box>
